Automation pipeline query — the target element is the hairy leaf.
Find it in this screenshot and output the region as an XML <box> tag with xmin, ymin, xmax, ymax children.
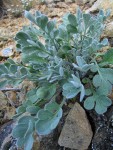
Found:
<box><xmin>63</xmin><ymin>75</ymin><xmax>85</xmax><ymax>101</ymax></box>
<box><xmin>84</xmin><ymin>93</ymin><xmax>112</xmax><ymax>114</ymax></box>
<box><xmin>36</xmin><ymin>107</ymin><xmax>62</xmax><ymax>135</ymax></box>
<box><xmin>93</xmin><ymin>68</ymin><xmax>113</xmax><ymax>95</ymax></box>
<box><xmin>68</xmin><ymin>14</ymin><xmax>77</xmax><ymax>27</ymax></box>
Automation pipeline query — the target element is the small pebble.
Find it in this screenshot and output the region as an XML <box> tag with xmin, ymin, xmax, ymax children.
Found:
<box><xmin>0</xmin><ymin>45</ymin><xmax>14</xmax><ymax>57</ymax></box>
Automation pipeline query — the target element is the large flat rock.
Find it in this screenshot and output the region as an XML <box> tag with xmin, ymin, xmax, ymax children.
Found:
<box><xmin>58</xmin><ymin>102</ymin><xmax>93</xmax><ymax>150</ymax></box>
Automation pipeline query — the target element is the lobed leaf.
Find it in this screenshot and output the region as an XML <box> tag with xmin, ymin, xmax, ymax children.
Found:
<box><xmin>84</xmin><ymin>93</ymin><xmax>112</xmax><ymax>114</ymax></box>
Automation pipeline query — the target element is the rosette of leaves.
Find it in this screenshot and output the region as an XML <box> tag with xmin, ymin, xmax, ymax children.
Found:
<box><xmin>0</xmin><ymin>8</ymin><xmax>113</xmax><ymax>149</ymax></box>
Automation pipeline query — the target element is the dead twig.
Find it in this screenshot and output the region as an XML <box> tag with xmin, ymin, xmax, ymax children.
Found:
<box><xmin>0</xmin><ymin>88</ymin><xmax>21</xmax><ymax>92</ymax></box>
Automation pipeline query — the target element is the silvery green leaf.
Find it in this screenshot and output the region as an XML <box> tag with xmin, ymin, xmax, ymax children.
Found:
<box><xmin>7</xmin><ymin>58</ymin><xmax>15</xmax><ymax>64</ymax></box>
<box><xmin>14</xmin><ymin>119</ymin><xmax>34</xmax><ymax>150</ymax></box>
<box><xmin>70</xmin><ymin>81</ymin><xmax>81</xmax><ymax>88</ymax></box>
<box><xmin>37</xmin><ymin>109</ymin><xmax>53</xmax><ymax>120</ymax></box>
<box><xmin>59</xmin><ymin>67</ymin><xmax>64</xmax><ymax>77</ymax></box>
<box><xmin>36</xmin><ymin>108</ymin><xmax>62</xmax><ymax>135</ymax></box>
<box><xmin>63</xmin><ymin>82</ymin><xmax>80</xmax><ymax>99</ymax></box>
<box><xmin>71</xmin><ymin>74</ymin><xmax>81</xmax><ymax>84</ymax></box>
<box><xmin>36</xmin><ymin>87</ymin><xmax>46</xmax><ymax>100</ymax></box>
<box><xmin>16</xmin><ymin>31</ymin><xmax>31</xmax><ymax>46</ymax></box>
<box><xmin>24</xmin><ymin>11</ymin><xmax>36</xmax><ymax>24</ymax></box>
<box><xmin>54</xmin><ymin>56</ymin><xmax>60</xmax><ymax>64</ymax></box>
<box><xmin>47</xmin><ymin>21</ymin><xmax>55</xmax><ymax>33</ymax></box>
<box><xmin>36</xmin><ymin>41</ymin><xmax>46</xmax><ymax>51</ymax></box>
<box><xmin>45</xmin><ymin>101</ymin><xmax>60</xmax><ymax>114</ymax></box>
<box><xmin>18</xmin><ymin>116</ymin><xmax>35</xmax><ymax>124</ymax></box>
<box><xmin>35</xmin><ymin>11</ymin><xmax>41</xmax><ymax>17</ymax></box>
<box><xmin>38</xmin><ymin>52</ymin><xmax>48</xmax><ymax>58</ymax></box>
<box><xmin>0</xmin><ymin>80</ymin><xmax>8</xmax><ymax>89</ymax></box>
<box><xmin>24</xmin><ymin>134</ymin><xmax>34</xmax><ymax>150</ymax></box>
<box><xmin>24</xmin><ymin>120</ymin><xmax>33</xmax><ymax>138</ymax></box>
<box><xmin>26</xmin><ymin>106</ymin><xmax>40</xmax><ymax>115</ymax></box>
<box><xmin>63</xmin><ymin>74</ymin><xmax>85</xmax><ymax>100</ymax></box>
<box><xmin>50</xmin><ymin>108</ymin><xmax>62</xmax><ymax>129</ymax></box>
<box><xmin>97</xmin><ymin>81</ymin><xmax>112</xmax><ymax>96</ymax></box>
<box><xmin>49</xmin><ymin>77</ymin><xmax>59</xmax><ymax>83</ymax></box>
<box><xmin>58</xmin><ymin>28</ymin><xmax>68</xmax><ymax>40</ymax></box>
<box><xmin>1</xmin><ymin>74</ymin><xmax>15</xmax><ymax>79</ymax></box>
<box><xmin>4</xmin><ymin>62</ymin><xmax>10</xmax><ymax>70</ymax></box>
<box><xmin>84</xmin><ymin>96</ymin><xmax>95</xmax><ymax>110</ymax></box>
<box><xmin>22</xmin><ymin>100</ymin><xmax>33</xmax><ymax>107</ymax></box>
<box><xmin>20</xmin><ymin>67</ymin><xmax>27</xmax><ymax>76</ymax></box>
<box><xmin>76</xmin><ymin>8</ymin><xmax>83</xmax><ymax>23</ymax></box>
<box><xmin>83</xmin><ymin>13</ymin><xmax>91</xmax><ymax>28</ymax></box>
<box><xmin>27</xmin><ymin>40</ymin><xmax>38</xmax><ymax>46</ymax></box>
<box><xmin>90</xmin><ymin>64</ymin><xmax>97</xmax><ymax>72</ymax></box>
<box><xmin>22</xmin><ymin>46</ymin><xmax>41</xmax><ymax>54</ymax></box>
<box><xmin>93</xmin><ymin>68</ymin><xmax>113</xmax><ymax>95</ymax></box>
<box><xmin>67</xmin><ymin>24</ymin><xmax>77</xmax><ymax>33</ymax></box>
<box><xmin>95</xmin><ymin>95</ymin><xmax>111</xmax><ymax>114</ymax></box>
<box><xmin>80</xmin><ymin>85</ymin><xmax>85</xmax><ymax>101</ymax></box>
<box><xmin>62</xmin><ymin>12</ymin><xmax>70</xmax><ymax>25</ymax></box>
<box><xmin>53</xmin><ymin>29</ymin><xmax>59</xmax><ymax>38</ymax></box>
<box><xmin>76</xmin><ymin>56</ymin><xmax>86</xmax><ymax>67</ymax></box>
<box><xmin>40</xmin><ymin>15</ymin><xmax>48</xmax><ymax>29</ymax></box>
<box><xmin>17</xmin><ymin>105</ymin><xmax>26</xmax><ymax>114</ymax></box>
<box><xmin>16</xmin><ymin>137</ymin><xmax>25</xmax><ymax>148</ymax></box>
<box><xmin>9</xmin><ymin>65</ymin><xmax>17</xmax><ymax>74</ymax></box>
<box><xmin>72</xmin><ymin>63</ymin><xmax>81</xmax><ymax>71</ymax></box>
<box><xmin>93</xmin><ymin>74</ymin><xmax>102</xmax><ymax>87</ymax></box>
<box><xmin>36</xmin><ymin>119</ymin><xmax>52</xmax><ymax>135</ymax></box>
<box><xmin>84</xmin><ymin>93</ymin><xmax>112</xmax><ymax>114</ymax></box>
<box><xmin>68</xmin><ymin>14</ymin><xmax>77</xmax><ymax>27</ymax></box>
<box><xmin>47</xmin><ymin>84</ymin><xmax>56</xmax><ymax>99</ymax></box>
<box><xmin>36</xmin><ymin>84</ymin><xmax>56</xmax><ymax>100</ymax></box>
<box><xmin>12</xmin><ymin>123</ymin><xmax>28</xmax><ymax>138</ymax></box>
<box><xmin>0</xmin><ymin>64</ymin><xmax>8</xmax><ymax>74</ymax></box>
<box><xmin>36</xmin><ymin>15</ymin><xmax>48</xmax><ymax>30</ymax></box>
<box><xmin>47</xmin><ymin>72</ymin><xmax>53</xmax><ymax>80</ymax></box>
<box><xmin>82</xmin><ymin>64</ymin><xmax>93</xmax><ymax>72</ymax></box>
<box><xmin>22</xmin><ymin>53</ymin><xmax>46</xmax><ymax>64</ymax></box>
<box><xmin>26</xmin><ymin>89</ymin><xmax>38</xmax><ymax>103</ymax></box>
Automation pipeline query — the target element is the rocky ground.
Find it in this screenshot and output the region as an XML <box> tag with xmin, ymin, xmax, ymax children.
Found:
<box><xmin>0</xmin><ymin>0</ymin><xmax>113</xmax><ymax>150</ymax></box>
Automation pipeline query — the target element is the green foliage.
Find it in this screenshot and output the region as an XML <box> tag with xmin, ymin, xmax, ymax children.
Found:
<box><xmin>0</xmin><ymin>8</ymin><xmax>113</xmax><ymax>149</ymax></box>
<box><xmin>36</xmin><ymin>101</ymin><xmax>62</xmax><ymax>135</ymax></box>
<box><xmin>100</xmin><ymin>48</ymin><xmax>113</xmax><ymax>66</ymax></box>
<box><xmin>84</xmin><ymin>93</ymin><xmax>112</xmax><ymax>114</ymax></box>
<box><xmin>63</xmin><ymin>74</ymin><xmax>85</xmax><ymax>101</ymax></box>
